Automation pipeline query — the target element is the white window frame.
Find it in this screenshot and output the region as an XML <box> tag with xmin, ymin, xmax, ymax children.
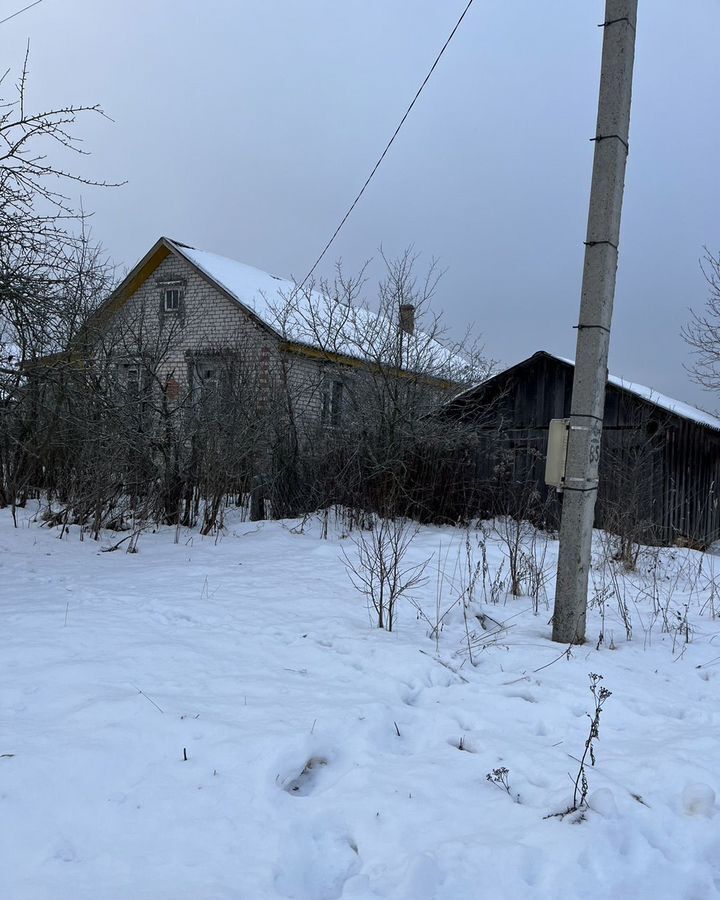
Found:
<box><xmin>163</xmin><ymin>287</ymin><xmax>181</xmax><ymax>313</ymax></box>
<box><xmin>331</xmin><ymin>380</ymin><xmax>344</xmax><ymax>427</ymax></box>
<box><xmin>201</xmin><ymin>366</ymin><xmax>218</xmax><ymax>392</ymax></box>
<box><xmin>121</xmin><ymin>363</ymin><xmax>141</xmax><ymax>401</ymax></box>
<box><xmin>322</xmin><ymin>377</ymin><xmax>344</xmax><ymax>427</ymax></box>
<box><xmin>191</xmin><ymin>360</ymin><xmax>220</xmax><ymax>403</ymax></box>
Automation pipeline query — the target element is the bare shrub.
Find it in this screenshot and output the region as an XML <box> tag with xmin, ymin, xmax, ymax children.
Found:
<box><xmin>596</xmin><ymin>533</ymin><xmax>633</xmax><ymax>641</ymax></box>
<box><xmin>342</xmin><ymin>516</ymin><xmax>430</xmax><ymax>631</ymax></box>
<box><xmin>410</xmin><ymin>528</ymin><xmax>485</xmax><ymax>658</ymax></box>
<box><xmin>493</xmin><ymin>514</ymin><xmax>552</xmax><ymax>608</ymax></box>
<box><xmin>699</xmin><ymin>555</ymin><xmax>720</xmax><ymax>620</ymax></box>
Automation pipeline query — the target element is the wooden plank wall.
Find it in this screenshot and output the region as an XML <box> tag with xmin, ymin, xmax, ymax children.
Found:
<box><xmin>454</xmin><ymin>354</ymin><xmax>720</xmax><ymax>547</ymax></box>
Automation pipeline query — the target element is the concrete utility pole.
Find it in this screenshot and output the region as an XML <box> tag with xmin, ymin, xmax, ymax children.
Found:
<box><xmin>552</xmin><ymin>0</ymin><xmax>638</xmax><ymax>645</ymax></box>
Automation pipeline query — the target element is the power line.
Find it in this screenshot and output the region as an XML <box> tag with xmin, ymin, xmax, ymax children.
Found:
<box><xmin>298</xmin><ymin>0</ymin><xmax>476</xmax><ymax>290</ymax></box>
<box><xmin>0</xmin><ymin>0</ymin><xmax>44</xmax><ymax>27</ymax></box>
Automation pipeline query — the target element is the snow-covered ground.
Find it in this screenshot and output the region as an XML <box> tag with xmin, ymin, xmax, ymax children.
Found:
<box><xmin>2</xmin><ymin>505</ymin><xmax>719</xmax><ymax>899</ymax></box>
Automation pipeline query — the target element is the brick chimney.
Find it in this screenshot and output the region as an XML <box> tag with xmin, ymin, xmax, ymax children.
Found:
<box><xmin>399</xmin><ymin>303</ymin><xmax>415</xmax><ymax>336</ymax></box>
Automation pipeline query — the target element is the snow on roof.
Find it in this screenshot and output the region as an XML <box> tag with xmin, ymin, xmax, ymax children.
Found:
<box><xmin>170</xmin><ymin>240</ymin><xmax>473</xmax><ymax>381</ymax></box>
<box><xmin>547</xmin><ymin>354</ymin><xmax>720</xmax><ymax>431</ymax></box>
<box><xmin>608</xmin><ymin>375</ymin><xmax>720</xmax><ymax>430</ymax></box>
<box><xmin>172</xmin><ymin>242</ymin><xmax>292</xmax><ymax>324</ymax></box>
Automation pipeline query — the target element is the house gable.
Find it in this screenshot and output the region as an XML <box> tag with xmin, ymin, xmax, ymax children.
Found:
<box><xmin>90</xmin><ymin>237</ymin><xmax>280</xmax><ymax>345</ymax></box>
<box><xmin>90</xmin><ymin>236</ymin><xmax>465</xmax><ymax>391</ymax></box>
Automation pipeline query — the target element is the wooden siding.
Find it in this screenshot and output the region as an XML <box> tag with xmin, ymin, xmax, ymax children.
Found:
<box><xmin>446</xmin><ymin>352</ymin><xmax>720</xmax><ymax>547</ymax></box>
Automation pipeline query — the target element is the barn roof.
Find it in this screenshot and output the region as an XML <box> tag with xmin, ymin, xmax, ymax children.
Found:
<box><xmin>456</xmin><ymin>351</ymin><xmax>720</xmax><ymax>431</ymax></box>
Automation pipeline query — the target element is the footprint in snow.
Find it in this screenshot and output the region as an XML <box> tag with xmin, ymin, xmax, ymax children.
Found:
<box><xmin>281</xmin><ymin>756</ymin><xmax>329</xmax><ymax>796</ymax></box>
<box><xmin>274</xmin><ymin>819</ymin><xmax>361</xmax><ymax>900</ymax></box>
<box><xmin>448</xmin><ymin>736</ymin><xmax>477</xmax><ymax>753</ymax></box>
<box><xmin>520</xmin><ymin>845</ymin><xmax>545</xmax><ymax>888</ymax></box>
<box><xmin>52</xmin><ymin>841</ymin><xmax>78</xmax><ymax>863</ymax></box>
<box><xmin>391</xmin><ymin>853</ymin><xmax>442</xmax><ymax>900</ymax></box>
<box><xmin>401</xmin><ymin>689</ymin><xmax>421</xmax><ymax>707</ymax></box>
<box><xmin>504</xmin><ymin>689</ymin><xmax>538</xmax><ymax>703</ymax></box>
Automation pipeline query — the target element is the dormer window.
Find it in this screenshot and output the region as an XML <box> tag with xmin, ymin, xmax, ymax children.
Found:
<box><xmin>164</xmin><ymin>288</ymin><xmax>181</xmax><ymax>313</ymax></box>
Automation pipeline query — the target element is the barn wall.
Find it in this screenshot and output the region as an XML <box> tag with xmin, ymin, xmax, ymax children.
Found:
<box><xmin>663</xmin><ymin>418</ymin><xmax>720</xmax><ymax>546</ymax></box>
<box><xmin>449</xmin><ymin>354</ymin><xmax>720</xmax><ymax>547</ymax></box>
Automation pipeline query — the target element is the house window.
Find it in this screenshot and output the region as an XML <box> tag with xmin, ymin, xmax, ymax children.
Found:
<box><xmin>331</xmin><ymin>381</ymin><xmax>344</xmax><ymax>426</ymax></box>
<box><xmin>201</xmin><ymin>367</ymin><xmax>218</xmax><ymax>393</ymax></box>
<box><xmin>322</xmin><ymin>379</ymin><xmax>344</xmax><ymax>427</ymax></box>
<box><xmin>192</xmin><ymin>362</ymin><xmax>220</xmax><ymax>402</ymax></box>
<box><xmin>126</xmin><ymin>366</ymin><xmax>140</xmax><ymax>398</ymax></box>
<box><xmin>164</xmin><ymin>288</ymin><xmax>181</xmax><ymax>313</ymax></box>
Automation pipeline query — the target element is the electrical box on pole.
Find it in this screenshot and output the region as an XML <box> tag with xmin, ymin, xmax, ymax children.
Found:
<box><xmin>545</xmin><ymin>418</ymin><xmax>570</xmax><ymax>490</ymax></box>
<box><xmin>551</xmin><ymin>0</ymin><xmax>638</xmax><ymax>645</ymax></box>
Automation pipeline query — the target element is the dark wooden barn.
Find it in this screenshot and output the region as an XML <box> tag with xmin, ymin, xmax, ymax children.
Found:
<box><xmin>444</xmin><ymin>351</ymin><xmax>720</xmax><ymax>548</ymax></box>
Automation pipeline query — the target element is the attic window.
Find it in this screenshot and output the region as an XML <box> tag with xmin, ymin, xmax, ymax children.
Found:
<box><xmin>164</xmin><ymin>288</ymin><xmax>181</xmax><ymax>312</ymax></box>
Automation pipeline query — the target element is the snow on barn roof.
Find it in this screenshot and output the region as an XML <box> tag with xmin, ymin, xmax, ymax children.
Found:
<box><xmin>457</xmin><ymin>351</ymin><xmax>720</xmax><ymax>431</ymax></box>
<box><xmin>548</xmin><ymin>354</ymin><xmax>720</xmax><ymax>431</ymax></box>
<box><xmin>451</xmin><ymin>351</ymin><xmax>720</xmax><ymax>431</ymax></box>
<box><xmin>168</xmin><ymin>239</ymin><xmax>472</xmax><ymax>381</ymax></box>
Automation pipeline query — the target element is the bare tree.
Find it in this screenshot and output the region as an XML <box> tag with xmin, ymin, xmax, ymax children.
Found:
<box><xmin>0</xmin><ymin>46</ymin><xmax>119</xmax><ymax>254</ymax></box>
<box><xmin>683</xmin><ymin>249</ymin><xmax>720</xmax><ymax>393</ymax></box>
<box><xmin>263</xmin><ymin>250</ymin><xmax>491</xmax><ymax>524</ymax></box>
<box><xmin>0</xmin><ymin>49</ymin><xmax>120</xmax><ymax>513</ymax></box>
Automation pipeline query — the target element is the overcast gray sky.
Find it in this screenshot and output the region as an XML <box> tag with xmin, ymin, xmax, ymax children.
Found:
<box><xmin>3</xmin><ymin>0</ymin><xmax>719</xmax><ymax>407</ymax></box>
